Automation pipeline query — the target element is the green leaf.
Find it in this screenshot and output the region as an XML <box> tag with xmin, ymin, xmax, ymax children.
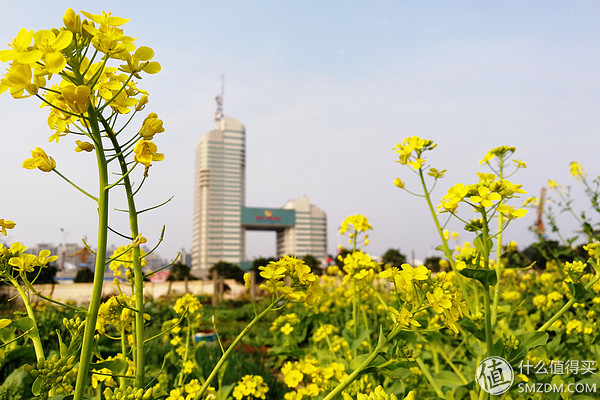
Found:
<box><xmin>0</xmin><ymin>319</ymin><xmax>11</xmax><ymax>329</ymax></box>
<box><xmin>349</xmin><ymin>353</ymin><xmax>386</xmax><ymax>370</ymax></box>
<box><xmin>31</xmin><ymin>376</ymin><xmax>42</xmax><ymax>396</ymax></box>
<box><xmin>14</xmin><ymin>317</ymin><xmax>35</xmax><ymax>333</ymax></box>
<box><xmin>216</xmin><ymin>383</ymin><xmax>235</xmax><ymax>400</ymax></box>
<box><xmin>56</xmin><ymin>329</ymin><xmax>67</xmax><ymax>358</ymax></box>
<box><xmin>0</xmin><ymin>346</ymin><xmax>36</xmax><ymax>368</ymax></box>
<box><xmin>491</xmin><ymin>338</ymin><xmax>504</xmax><ymax>357</ymax></box>
<box><xmin>350</xmin><ymin>328</ymin><xmax>371</xmax><ymax>351</ymax></box>
<box><xmin>376</xmin><ymin>326</ymin><xmax>386</xmax><ymax>348</ymax></box>
<box><xmin>349</xmin><ymin>354</ymin><xmax>370</xmax><ymax>370</ymax></box>
<box><xmin>506</xmin><ymin>332</ymin><xmax>549</xmax><ymax>364</ymax></box>
<box><xmin>566</xmin><ymin>281</ymin><xmax>588</xmax><ymax>301</ymax></box>
<box><xmin>459</xmin><ymin>318</ymin><xmax>485</xmax><ymax>342</ymax></box>
<box><xmin>432</xmin><ymin>371</ymin><xmax>465</xmax><ymax>388</ymax></box>
<box><xmin>0</xmin><ymin>367</ymin><xmax>34</xmax><ymax>400</ymax></box>
<box><xmin>91</xmin><ymin>359</ymin><xmax>128</xmax><ymax>374</ymax></box>
<box><xmin>459</xmin><ymin>268</ymin><xmax>497</xmax><ymax>287</ymax></box>
<box><xmin>380</xmin><ymin>366</ymin><xmax>411</xmax><ymax>380</ymax></box>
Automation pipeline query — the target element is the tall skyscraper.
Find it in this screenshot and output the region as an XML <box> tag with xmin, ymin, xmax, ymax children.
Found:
<box><xmin>192</xmin><ymin>110</ymin><xmax>246</xmax><ymax>272</ymax></box>
<box><xmin>192</xmin><ymin>97</ymin><xmax>327</xmax><ymax>274</ymax></box>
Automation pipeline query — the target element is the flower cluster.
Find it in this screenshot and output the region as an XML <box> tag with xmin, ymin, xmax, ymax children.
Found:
<box><xmin>164</xmin><ymin>379</ymin><xmax>204</xmax><ymax>400</ymax></box>
<box><xmin>232</xmin><ymin>375</ymin><xmax>269</xmax><ymax>400</ymax></box>
<box><xmin>479</xmin><ymin>146</ymin><xmax>516</xmax><ymax>165</ymax></box>
<box><xmin>339</xmin><ymin>214</ymin><xmax>373</xmax><ymax>248</ymax></box>
<box><xmin>0</xmin><ymin>241</ymin><xmax>58</xmax><ymax>277</ymax></box>
<box><xmin>0</xmin><ymin>9</ymin><xmax>166</xmax><ymax>176</ymax></box>
<box><xmin>109</xmin><ymin>244</ymin><xmax>148</xmax><ymax>280</ymax></box>
<box><xmin>569</xmin><ymin>161</ymin><xmax>586</xmax><ymax>181</ymax></box>
<box><xmin>258</xmin><ymin>256</ymin><xmax>322</xmax><ymax>307</ymax></box>
<box><xmin>343</xmin><ymin>385</ymin><xmax>415</xmax><ymax>400</ymax></box>
<box><xmin>339</xmin><ymin>214</ymin><xmax>373</xmax><ymax>235</ymax></box>
<box><xmin>380</xmin><ymin>263</ymin><xmax>429</xmax><ymax>286</ymax></box>
<box><xmin>392</xmin><ymin>136</ymin><xmax>436</xmax><ymax>170</ymax></box>
<box><xmin>281</xmin><ymin>357</ymin><xmax>348</xmax><ymax>400</ymax></box>
<box><xmin>270</xmin><ymin>313</ymin><xmax>300</xmax><ymax>335</ymax></box>
<box><xmin>338</xmin><ymin>250</ymin><xmax>380</xmax><ymax>283</ymax></box>
<box><xmin>96</xmin><ymin>294</ymin><xmax>150</xmax><ymax>335</ymax></box>
<box><xmin>173</xmin><ymin>293</ymin><xmax>203</xmax><ymax>315</ymax></box>
<box><xmin>25</xmin><ymin>354</ymin><xmax>78</xmax><ymax>396</ymax></box>
<box><xmin>439</xmin><ymin>172</ymin><xmax>527</xmax><ymax>218</ymax></box>
<box><xmin>563</xmin><ymin>260</ymin><xmax>587</xmax><ymax>283</ymax></box>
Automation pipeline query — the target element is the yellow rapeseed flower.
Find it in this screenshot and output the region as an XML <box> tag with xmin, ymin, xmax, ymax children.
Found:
<box><xmin>173</xmin><ymin>293</ymin><xmax>202</xmax><ymax>315</ymax></box>
<box><xmin>22</xmin><ymin>147</ymin><xmax>56</xmax><ymax>172</ymax></box>
<box><xmin>339</xmin><ymin>214</ymin><xmax>373</xmax><ymax>235</ymax></box>
<box><xmin>569</xmin><ymin>161</ymin><xmax>585</xmax><ymax>181</ymax></box>
<box><xmin>479</xmin><ymin>146</ymin><xmax>515</xmax><ymax>165</ymax></box>
<box><xmin>75</xmin><ymin>140</ymin><xmax>95</xmax><ymax>152</ymax></box>
<box><xmin>61</xmin><ymin>84</ymin><xmax>91</xmax><ymax>113</ymax></box>
<box><xmin>0</xmin><ymin>219</ymin><xmax>16</xmax><ymax>236</ymax></box>
<box><xmin>426</xmin><ymin>287</ymin><xmax>453</xmax><ymax>313</ymax></box>
<box><xmin>232</xmin><ymin>375</ymin><xmax>269</xmax><ymax>400</ymax></box>
<box><xmin>470</xmin><ymin>186</ymin><xmax>501</xmax><ymax>208</ymax></box>
<box><xmin>139</xmin><ymin>112</ymin><xmax>165</xmax><ymax>140</ymax></box>
<box><xmin>133</xmin><ymin>139</ymin><xmax>164</xmax><ymax>176</ymax></box>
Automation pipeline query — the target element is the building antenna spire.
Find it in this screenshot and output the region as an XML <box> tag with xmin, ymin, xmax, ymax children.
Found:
<box><xmin>215</xmin><ymin>75</ymin><xmax>224</xmax><ymax>122</ymax></box>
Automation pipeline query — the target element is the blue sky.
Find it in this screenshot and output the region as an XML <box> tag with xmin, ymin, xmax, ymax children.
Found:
<box><xmin>1</xmin><ymin>1</ymin><xmax>598</xmax><ymax>265</ymax></box>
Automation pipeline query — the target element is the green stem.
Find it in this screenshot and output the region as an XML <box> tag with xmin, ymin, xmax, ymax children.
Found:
<box><xmin>481</xmin><ymin>213</ymin><xmax>494</xmax><ymax>356</ymax></box>
<box><xmin>120</xmin><ymin>329</ymin><xmax>127</xmax><ymax>388</ymax></box>
<box><xmin>322</xmin><ymin>324</ymin><xmax>406</xmax><ymax>400</ymax></box>
<box><xmin>491</xmin><ymin>163</ymin><xmax>505</xmax><ymax>327</ymax></box>
<box><xmin>178</xmin><ymin>316</ymin><xmax>192</xmax><ymax>386</ymax></box>
<box><xmin>416</xmin><ymin>357</ymin><xmax>445</xmax><ymax>398</ymax></box>
<box><xmin>436</xmin><ymin>344</ymin><xmax>469</xmax><ymax>384</ymax></box>
<box><xmin>193</xmin><ymin>298</ymin><xmax>281</xmax><ymax>400</ymax></box>
<box><xmin>10</xmin><ymin>279</ymin><xmax>45</xmax><ymax>361</ymax></box>
<box><xmin>102</xmin><ymin>118</ymin><xmax>146</xmax><ymax>388</ymax></box>
<box><xmin>417</xmin><ymin>169</ymin><xmax>472</xmax><ymax>309</ymax></box>
<box><xmin>73</xmin><ymin>107</ymin><xmax>110</xmax><ymax>400</ymax></box>
<box><xmin>352</xmin><ymin>279</ymin><xmax>358</xmax><ymax>340</ymax></box>
<box><xmin>482</xmin><ymin>286</ymin><xmax>493</xmax><ymax>356</ymax></box>
<box><xmin>52</xmin><ymin>169</ymin><xmax>98</xmax><ymax>202</ymax></box>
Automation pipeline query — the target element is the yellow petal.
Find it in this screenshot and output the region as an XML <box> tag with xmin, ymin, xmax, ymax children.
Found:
<box><xmin>44</xmin><ymin>52</ymin><xmax>67</xmax><ymax>74</ymax></box>
<box><xmin>142</xmin><ymin>62</ymin><xmax>161</xmax><ymax>74</ymax></box>
<box><xmin>53</xmin><ymin>30</ymin><xmax>73</xmax><ymax>51</ymax></box>
<box><xmin>16</xmin><ymin>49</ymin><xmax>43</xmax><ymax>65</ymax></box>
<box><xmin>134</xmin><ymin>46</ymin><xmax>154</xmax><ymax>61</ymax></box>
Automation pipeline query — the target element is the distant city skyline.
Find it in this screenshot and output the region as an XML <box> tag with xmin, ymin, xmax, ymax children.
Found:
<box><xmin>1</xmin><ymin>2</ymin><xmax>598</xmax><ymax>266</ymax></box>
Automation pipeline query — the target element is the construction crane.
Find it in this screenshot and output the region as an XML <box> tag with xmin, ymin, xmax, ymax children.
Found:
<box><xmin>535</xmin><ymin>187</ymin><xmax>546</xmax><ymax>237</ymax></box>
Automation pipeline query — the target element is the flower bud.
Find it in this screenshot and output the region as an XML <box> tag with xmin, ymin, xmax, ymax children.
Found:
<box><xmin>135</xmin><ymin>95</ymin><xmax>149</xmax><ymax>111</ymax></box>
<box><xmin>394</xmin><ymin>177</ymin><xmax>405</xmax><ymax>188</ymax></box>
<box><xmin>63</xmin><ymin>8</ymin><xmax>82</xmax><ymax>33</ymax></box>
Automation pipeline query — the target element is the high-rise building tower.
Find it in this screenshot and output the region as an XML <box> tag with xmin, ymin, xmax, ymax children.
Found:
<box><xmin>192</xmin><ymin>95</ymin><xmax>327</xmax><ymax>274</ymax></box>
<box><xmin>277</xmin><ymin>197</ymin><xmax>327</xmax><ymax>261</ymax></box>
<box><xmin>192</xmin><ymin>102</ymin><xmax>246</xmax><ymax>272</ymax></box>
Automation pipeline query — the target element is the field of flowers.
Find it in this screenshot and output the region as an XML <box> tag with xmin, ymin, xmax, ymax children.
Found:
<box><xmin>1</xmin><ymin>8</ymin><xmax>600</xmax><ymax>400</ymax></box>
